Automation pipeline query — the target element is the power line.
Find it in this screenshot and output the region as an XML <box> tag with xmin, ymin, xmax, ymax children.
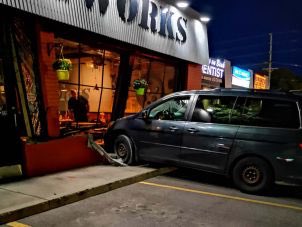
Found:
<box><xmin>273</xmin><ymin>62</ymin><xmax>302</xmax><ymax>68</ymax></box>
<box><xmin>222</xmin><ymin>52</ymin><xmax>267</xmax><ymax>59</ymax></box>
<box><xmin>273</xmin><ymin>48</ymin><xmax>302</xmax><ymax>54</ymax></box>
<box><xmin>213</xmin><ymin>34</ymin><xmax>267</xmax><ymax>45</ymax></box>
<box><xmin>213</xmin><ymin>43</ymin><xmax>267</xmax><ymax>54</ymax></box>
<box><xmin>212</xmin><ymin>31</ymin><xmax>302</xmax><ymax>47</ymax></box>
<box><xmin>236</xmin><ymin>62</ymin><xmax>267</xmax><ymax>68</ymax></box>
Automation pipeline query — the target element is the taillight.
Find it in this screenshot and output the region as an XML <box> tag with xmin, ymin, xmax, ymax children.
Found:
<box><xmin>299</xmin><ymin>143</ymin><xmax>302</xmax><ymax>150</ymax></box>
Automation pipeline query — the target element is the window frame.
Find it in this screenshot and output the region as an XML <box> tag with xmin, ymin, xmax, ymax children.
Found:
<box><xmin>240</xmin><ymin>96</ymin><xmax>301</xmax><ymax>129</ymax></box>
<box><xmin>145</xmin><ymin>95</ymin><xmax>193</xmax><ymax>122</ymax></box>
<box><xmin>188</xmin><ymin>94</ymin><xmax>301</xmax><ymax>129</ymax></box>
<box><xmin>188</xmin><ymin>94</ymin><xmax>240</xmax><ymax>125</ymax></box>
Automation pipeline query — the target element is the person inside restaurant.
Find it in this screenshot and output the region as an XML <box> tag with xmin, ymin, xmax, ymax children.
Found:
<box><xmin>68</xmin><ymin>89</ymin><xmax>89</xmax><ymax>122</ymax></box>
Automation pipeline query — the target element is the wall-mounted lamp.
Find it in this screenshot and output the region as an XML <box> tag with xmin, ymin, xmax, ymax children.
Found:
<box><xmin>176</xmin><ymin>1</ymin><xmax>189</xmax><ymax>8</ymax></box>
<box><xmin>47</xmin><ymin>43</ymin><xmax>63</xmax><ymax>56</ymax></box>
<box><xmin>200</xmin><ymin>16</ymin><xmax>211</xmax><ymax>23</ymax></box>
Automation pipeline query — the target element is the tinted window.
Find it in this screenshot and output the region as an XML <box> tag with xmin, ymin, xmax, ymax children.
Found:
<box><xmin>149</xmin><ymin>96</ymin><xmax>190</xmax><ymax>121</ymax></box>
<box><xmin>192</xmin><ymin>96</ymin><xmax>237</xmax><ymax>124</ymax></box>
<box><xmin>241</xmin><ymin>98</ymin><xmax>300</xmax><ymax>128</ymax></box>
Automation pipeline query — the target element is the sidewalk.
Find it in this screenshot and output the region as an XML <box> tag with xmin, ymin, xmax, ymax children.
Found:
<box><xmin>0</xmin><ymin>164</ymin><xmax>176</xmax><ymax>224</ymax></box>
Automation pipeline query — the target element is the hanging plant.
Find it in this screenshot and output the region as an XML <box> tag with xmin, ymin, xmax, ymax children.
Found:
<box><xmin>52</xmin><ymin>45</ymin><xmax>72</xmax><ymax>81</ymax></box>
<box><xmin>52</xmin><ymin>58</ymin><xmax>72</xmax><ymax>71</ymax></box>
<box><xmin>133</xmin><ymin>78</ymin><xmax>148</xmax><ymax>90</ymax></box>
<box><xmin>133</xmin><ymin>78</ymin><xmax>148</xmax><ymax>95</ymax></box>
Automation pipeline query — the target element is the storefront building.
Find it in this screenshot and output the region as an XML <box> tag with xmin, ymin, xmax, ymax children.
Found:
<box><xmin>0</xmin><ymin>0</ymin><xmax>209</xmax><ymax>178</ymax></box>
<box><xmin>231</xmin><ymin>66</ymin><xmax>254</xmax><ymax>89</ymax></box>
<box><xmin>200</xmin><ymin>58</ymin><xmax>233</xmax><ymax>89</ymax></box>
<box><xmin>200</xmin><ymin>58</ymin><xmax>260</xmax><ymax>90</ymax></box>
<box><xmin>254</xmin><ymin>73</ymin><xmax>269</xmax><ymax>89</ymax></box>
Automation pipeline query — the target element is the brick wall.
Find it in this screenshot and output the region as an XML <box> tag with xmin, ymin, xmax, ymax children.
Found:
<box><xmin>36</xmin><ymin>23</ymin><xmax>60</xmax><ymax>137</ymax></box>
<box><xmin>186</xmin><ymin>63</ymin><xmax>202</xmax><ymax>90</ymax></box>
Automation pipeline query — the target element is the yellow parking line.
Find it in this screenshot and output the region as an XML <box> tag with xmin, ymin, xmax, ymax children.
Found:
<box><xmin>139</xmin><ymin>181</ymin><xmax>302</xmax><ymax>212</ymax></box>
<box><xmin>6</xmin><ymin>222</ymin><xmax>31</xmax><ymax>227</ymax></box>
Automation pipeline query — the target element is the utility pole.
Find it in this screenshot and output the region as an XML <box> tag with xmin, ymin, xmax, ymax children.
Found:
<box><xmin>268</xmin><ymin>33</ymin><xmax>273</xmax><ymax>89</ymax></box>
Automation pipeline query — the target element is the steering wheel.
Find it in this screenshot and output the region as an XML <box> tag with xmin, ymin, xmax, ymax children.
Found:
<box><xmin>155</xmin><ymin>110</ymin><xmax>174</xmax><ymax>120</ymax></box>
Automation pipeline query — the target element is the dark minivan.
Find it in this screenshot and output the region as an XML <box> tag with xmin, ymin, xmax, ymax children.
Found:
<box><xmin>104</xmin><ymin>89</ymin><xmax>302</xmax><ymax>193</ymax></box>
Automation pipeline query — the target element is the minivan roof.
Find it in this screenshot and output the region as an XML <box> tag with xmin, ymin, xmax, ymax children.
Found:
<box><xmin>168</xmin><ymin>88</ymin><xmax>302</xmax><ymax>101</ymax></box>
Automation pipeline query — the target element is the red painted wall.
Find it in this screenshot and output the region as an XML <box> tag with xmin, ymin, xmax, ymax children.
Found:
<box><xmin>186</xmin><ymin>63</ymin><xmax>202</xmax><ymax>90</ymax></box>
<box><xmin>23</xmin><ymin>135</ymin><xmax>105</xmax><ymax>177</ymax></box>
<box><xmin>36</xmin><ymin>22</ymin><xmax>60</xmax><ymax>137</ymax></box>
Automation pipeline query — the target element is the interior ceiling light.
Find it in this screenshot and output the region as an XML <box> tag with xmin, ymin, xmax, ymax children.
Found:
<box><xmin>200</xmin><ymin>16</ymin><xmax>211</xmax><ymax>23</ymax></box>
<box><xmin>176</xmin><ymin>1</ymin><xmax>189</xmax><ymax>8</ymax></box>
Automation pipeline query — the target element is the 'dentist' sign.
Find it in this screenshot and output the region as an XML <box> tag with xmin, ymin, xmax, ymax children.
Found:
<box><xmin>202</xmin><ymin>58</ymin><xmax>225</xmax><ymax>83</ymax></box>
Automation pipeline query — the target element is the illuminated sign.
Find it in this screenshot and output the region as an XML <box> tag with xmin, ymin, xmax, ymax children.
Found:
<box><xmin>254</xmin><ymin>74</ymin><xmax>267</xmax><ymax>89</ymax></box>
<box><xmin>0</xmin><ymin>0</ymin><xmax>209</xmax><ymax>65</ymax></box>
<box><xmin>202</xmin><ymin>58</ymin><xmax>225</xmax><ymax>83</ymax></box>
<box><xmin>232</xmin><ymin>66</ymin><xmax>251</xmax><ymax>88</ymax></box>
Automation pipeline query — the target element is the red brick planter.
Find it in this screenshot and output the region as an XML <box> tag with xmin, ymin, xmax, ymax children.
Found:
<box><xmin>23</xmin><ymin>135</ymin><xmax>105</xmax><ymax>177</ymax></box>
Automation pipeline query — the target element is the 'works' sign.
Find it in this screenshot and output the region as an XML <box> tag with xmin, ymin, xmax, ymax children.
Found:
<box><xmin>83</xmin><ymin>0</ymin><xmax>188</xmax><ymax>43</ymax></box>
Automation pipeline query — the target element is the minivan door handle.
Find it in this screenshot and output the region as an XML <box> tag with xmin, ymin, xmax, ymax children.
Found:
<box><xmin>169</xmin><ymin>126</ymin><xmax>179</xmax><ymax>132</ymax></box>
<box><xmin>217</xmin><ymin>144</ymin><xmax>230</xmax><ymax>151</ymax></box>
<box><xmin>187</xmin><ymin>128</ymin><xmax>198</xmax><ymax>133</ymax></box>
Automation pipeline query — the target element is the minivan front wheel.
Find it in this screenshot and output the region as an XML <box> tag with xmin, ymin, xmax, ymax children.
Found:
<box><xmin>113</xmin><ymin>135</ymin><xmax>134</xmax><ymax>165</ymax></box>
<box><xmin>232</xmin><ymin>157</ymin><xmax>273</xmax><ymax>194</ymax></box>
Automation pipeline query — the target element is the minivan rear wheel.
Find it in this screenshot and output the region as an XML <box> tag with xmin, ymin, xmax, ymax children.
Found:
<box><xmin>232</xmin><ymin>157</ymin><xmax>273</xmax><ymax>194</ymax></box>
<box><xmin>113</xmin><ymin>135</ymin><xmax>134</xmax><ymax>165</ymax></box>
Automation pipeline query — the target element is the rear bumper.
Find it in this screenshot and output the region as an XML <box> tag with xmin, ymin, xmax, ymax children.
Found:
<box><xmin>274</xmin><ymin>156</ymin><xmax>302</xmax><ymax>186</ymax></box>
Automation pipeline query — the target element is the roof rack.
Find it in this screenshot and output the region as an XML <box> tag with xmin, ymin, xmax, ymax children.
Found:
<box><xmin>288</xmin><ymin>90</ymin><xmax>302</xmax><ymax>96</ymax></box>
<box><xmin>211</xmin><ymin>88</ymin><xmax>250</xmax><ymax>92</ymax></box>
<box><xmin>211</xmin><ymin>88</ymin><xmax>289</xmax><ymax>95</ymax></box>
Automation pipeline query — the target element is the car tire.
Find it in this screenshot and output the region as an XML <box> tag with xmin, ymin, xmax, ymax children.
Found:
<box><xmin>113</xmin><ymin>135</ymin><xmax>134</xmax><ymax>165</ymax></box>
<box><xmin>232</xmin><ymin>157</ymin><xmax>273</xmax><ymax>194</ymax></box>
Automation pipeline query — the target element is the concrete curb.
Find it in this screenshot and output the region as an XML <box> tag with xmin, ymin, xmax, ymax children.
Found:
<box><xmin>0</xmin><ymin>166</ymin><xmax>176</xmax><ymax>224</ymax></box>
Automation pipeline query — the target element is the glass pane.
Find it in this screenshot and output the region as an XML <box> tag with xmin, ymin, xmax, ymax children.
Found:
<box><xmin>56</xmin><ymin>38</ymin><xmax>119</xmax><ymax>130</ymax></box>
<box><xmin>0</xmin><ymin>59</ymin><xmax>7</xmax><ymax>116</ymax></box>
<box><xmin>143</xmin><ymin>61</ymin><xmax>165</xmax><ymax>106</ymax></box>
<box><xmin>163</xmin><ymin>66</ymin><xmax>175</xmax><ymax>95</ymax></box>
<box><xmin>192</xmin><ymin>96</ymin><xmax>237</xmax><ymax>124</ymax></box>
<box><xmin>125</xmin><ymin>90</ymin><xmax>144</xmax><ymax>114</ymax></box>
<box><xmin>125</xmin><ymin>56</ymin><xmax>176</xmax><ymax>114</ymax></box>
<box><xmin>149</xmin><ymin>96</ymin><xmax>190</xmax><ymax>121</ymax></box>
<box><xmin>242</xmin><ymin>98</ymin><xmax>300</xmax><ymax>128</ymax></box>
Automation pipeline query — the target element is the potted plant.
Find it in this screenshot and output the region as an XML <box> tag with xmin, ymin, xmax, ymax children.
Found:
<box><xmin>133</xmin><ymin>78</ymin><xmax>148</xmax><ymax>95</ymax></box>
<box><xmin>52</xmin><ymin>58</ymin><xmax>72</xmax><ymax>81</ymax></box>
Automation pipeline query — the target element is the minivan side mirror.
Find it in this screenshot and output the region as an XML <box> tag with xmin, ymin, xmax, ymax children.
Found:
<box><xmin>141</xmin><ymin>110</ymin><xmax>149</xmax><ymax>120</ymax></box>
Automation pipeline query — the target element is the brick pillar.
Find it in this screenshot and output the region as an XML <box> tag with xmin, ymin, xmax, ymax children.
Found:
<box><xmin>186</xmin><ymin>63</ymin><xmax>202</xmax><ymax>90</ymax></box>
<box><xmin>36</xmin><ymin>23</ymin><xmax>60</xmax><ymax>137</ymax></box>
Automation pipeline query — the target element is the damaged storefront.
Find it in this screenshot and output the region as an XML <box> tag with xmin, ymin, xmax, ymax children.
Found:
<box><xmin>0</xmin><ymin>0</ymin><xmax>209</xmax><ymax>179</ymax></box>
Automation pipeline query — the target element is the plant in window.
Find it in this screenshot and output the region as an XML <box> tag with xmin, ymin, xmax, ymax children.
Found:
<box><xmin>52</xmin><ymin>45</ymin><xmax>72</xmax><ymax>81</ymax></box>
<box><xmin>133</xmin><ymin>78</ymin><xmax>148</xmax><ymax>95</ymax></box>
<box><xmin>133</xmin><ymin>78</ymin><xmax>148</xmax><ymax>89</ymax></box>
<box><xmin>52</xmin><ymin>58</ymin><xmax>72</xmax><ymax>71</ymax></box>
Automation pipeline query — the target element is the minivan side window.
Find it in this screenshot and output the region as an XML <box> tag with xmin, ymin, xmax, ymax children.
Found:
<box><xmin>191</xmin><ymin>96</ymin><xmax>237</xmax><ymax>124</ymax></box>
<box><xmin>241</xmin><ymin>98</ymin><xmax>300</xmax><ymax>129</ymax></box>
<box><xmin>149</xmin><ymin>96</ymin><xmax>191</xmax><ymax>121</ymax></box>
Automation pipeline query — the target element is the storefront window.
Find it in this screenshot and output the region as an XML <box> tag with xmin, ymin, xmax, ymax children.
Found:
<box><xmin>0</xmin><ymin>60</ymin><xmax>6</xmax><ymax>117</ymax></box>
<box><xmin>55</xmin><ymin>38</ymin><xmax>119</xmax><ymax>133</ymax></box>
<box><xmin>125</xmin><ymin>56</ymin><xmax>176</xmax><ymax>114</ymax></box>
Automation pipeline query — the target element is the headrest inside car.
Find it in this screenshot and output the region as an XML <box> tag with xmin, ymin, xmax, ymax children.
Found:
<box><xmin>192</xmin><ymin>108</ymin><xmax>211</xmax><ymax>123</ymax></box>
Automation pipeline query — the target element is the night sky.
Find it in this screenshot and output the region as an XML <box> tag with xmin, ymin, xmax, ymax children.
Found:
<box><xmin>190</xmin><ymin>0</ymin><xmax>302</xmax><ymax>75</ymax></box>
